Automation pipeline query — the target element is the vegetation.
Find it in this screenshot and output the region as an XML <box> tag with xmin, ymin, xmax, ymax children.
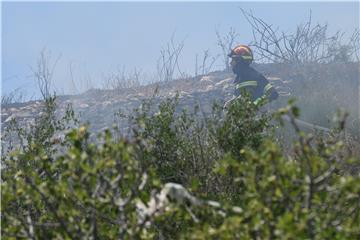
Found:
<box><xmin>2</xmin><ymin>8</ymin><xmax>359</xmax><ymax>240</ymax></box>
<box><xmin>2</xmin><ymin>91</ymin><xmax>359</xmax><ymax>239</ymax></box>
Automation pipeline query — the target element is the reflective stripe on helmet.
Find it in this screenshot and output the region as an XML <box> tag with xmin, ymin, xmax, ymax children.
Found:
<box><xmin>241</xmin><ymin>55</ymin><xmax>253</xmax><ymax>60</ymax></box>
<box><xmin>236</xmin><ymin>81</ymin><xmax>258</xmax><ymax>89</ymax></box>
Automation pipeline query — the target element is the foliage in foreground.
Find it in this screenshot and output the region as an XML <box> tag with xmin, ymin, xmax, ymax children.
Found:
<box><xmin>1</xmin><ymin>94</ymin><xmax>360</xmax><ymax>239</ymax></box>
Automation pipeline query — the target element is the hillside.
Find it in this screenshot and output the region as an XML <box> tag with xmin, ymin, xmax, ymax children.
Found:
<box><xmin>2</xmin><ymin>63</ymin><xmax>359</xmax><ymax>137</ymax></box>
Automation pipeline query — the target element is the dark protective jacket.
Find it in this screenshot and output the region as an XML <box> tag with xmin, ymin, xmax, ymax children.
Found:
<box><xmin>233</xmin><ymin>63</ymin><xmax>278</xmax><ymax>102</ymax></box>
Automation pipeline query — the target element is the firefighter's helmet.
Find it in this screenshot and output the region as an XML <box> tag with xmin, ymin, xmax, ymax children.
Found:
<box><xmin>228</xmin><ymin>45</ymin><xmax>253</xmax><ymax>64</ymax></box>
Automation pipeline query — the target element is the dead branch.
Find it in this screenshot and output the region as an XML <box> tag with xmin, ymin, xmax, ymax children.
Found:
<box><xmin>157</xmin><ymin>33</ymin><xmax>185</xmax><ymax>82</ymax></box>
<box><xmin>215</xmin><ymin>27</ymin><xmax>239</xmax><ymax>70</ymax></box>
<box><xmin>240</xmin><ymin>8</ymin><xmax>357</xmax><ymax>64</ymax></box>
<box><xmin>30</xmin><ymin>48</ymin><xmax>61</xmax><ymax>100</ymax></box>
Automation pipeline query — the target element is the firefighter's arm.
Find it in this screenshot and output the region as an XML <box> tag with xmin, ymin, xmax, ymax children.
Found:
<box><xmin>264</xmin><ymin>81</ymin><xmax>279</xmax><ymax>101</ymax></box>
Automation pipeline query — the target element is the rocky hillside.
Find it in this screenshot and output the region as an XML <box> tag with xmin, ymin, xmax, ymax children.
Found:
<box><xmin>2</xmin><ymin>63</ymin><xmax>358</xmax><ymax>136</ymax></box>
<box><xmin>1</xmin><ymin>69</ymin><xmax>288</xmax><ymax>134</ymax></box>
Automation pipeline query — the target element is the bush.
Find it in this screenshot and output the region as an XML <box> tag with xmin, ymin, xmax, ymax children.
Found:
<box><xmin>2</xmin><ymin>95</ymin><xmax>359</xmax><ymax>239</ymax></box>
<box><xmin>2</xmin><ymin>127</ymin><xmax>161</xmax><ymax>239</ymax></box>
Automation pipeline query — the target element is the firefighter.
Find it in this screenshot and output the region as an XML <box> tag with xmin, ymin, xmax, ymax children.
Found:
<box><xmin>225</xmin><ymin>44</ymin><xmax>278</xmax><ymax>107</ymax></box>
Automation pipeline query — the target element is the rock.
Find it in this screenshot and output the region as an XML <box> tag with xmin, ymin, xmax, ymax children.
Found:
<box><xmin>267</xmin><ymin>76</ymin><xmax>282</xmax><ymax>81</ymax></box>
<box><xmin>14</xmin><ymin>112</ymin><xmax>33</xmax><ymax>118</ymax></box>
<box><xmin>9</xmin><ymin>108</ymin><xmax>18</xmax><ymax>112</ymax></box>
<box><xmin>215</xmin><ymin>77</ymin><xmax>233</xmax><ymax>87</ymax></box>
<box><xmin>206</xmin><ymin>85</ymin><xmax>214</xmax><ymax>91</ymax></box>
<box><xmin>5</xmin><ymin>116</ymin><xmax>14</xmax><ymax>123</ymax></box>
<box><xmin>200</xmin><ymin>75</ymin><xmax>215</xmax><ymax>83</ymax></box>
<box><xmin>179</xmin><ymin>91</ymin><xmax>188</xmax><ymax>96</ymax></box>
<box><xmin>79</xmin><ymin>103</ymin><xmax>89</xmax><ymax>108</ymax></box>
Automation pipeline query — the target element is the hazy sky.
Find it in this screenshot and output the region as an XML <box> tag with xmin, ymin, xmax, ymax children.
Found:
<box><xmin>2</xmin><ymin>1</ymin><xmax>359</xmax><ymax>97</ymax></box>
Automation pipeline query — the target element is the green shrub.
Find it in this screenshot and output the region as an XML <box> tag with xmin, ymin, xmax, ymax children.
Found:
<box><xmin>2</xmin><ymin>95</ymin><xmax>359</xmax><ymax>239</ymax></box>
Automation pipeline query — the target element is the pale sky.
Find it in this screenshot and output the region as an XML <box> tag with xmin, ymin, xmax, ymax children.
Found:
<box><xmin>2</xmin><ymin>1</ymin><xmax>359</xmax><ymax>98</ymax></box>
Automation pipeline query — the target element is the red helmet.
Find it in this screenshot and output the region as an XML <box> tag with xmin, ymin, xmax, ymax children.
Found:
<box><xmin>228</xmin><ymin>44</ymin><xmax>253</xmax><ymax>64</ymax></box>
